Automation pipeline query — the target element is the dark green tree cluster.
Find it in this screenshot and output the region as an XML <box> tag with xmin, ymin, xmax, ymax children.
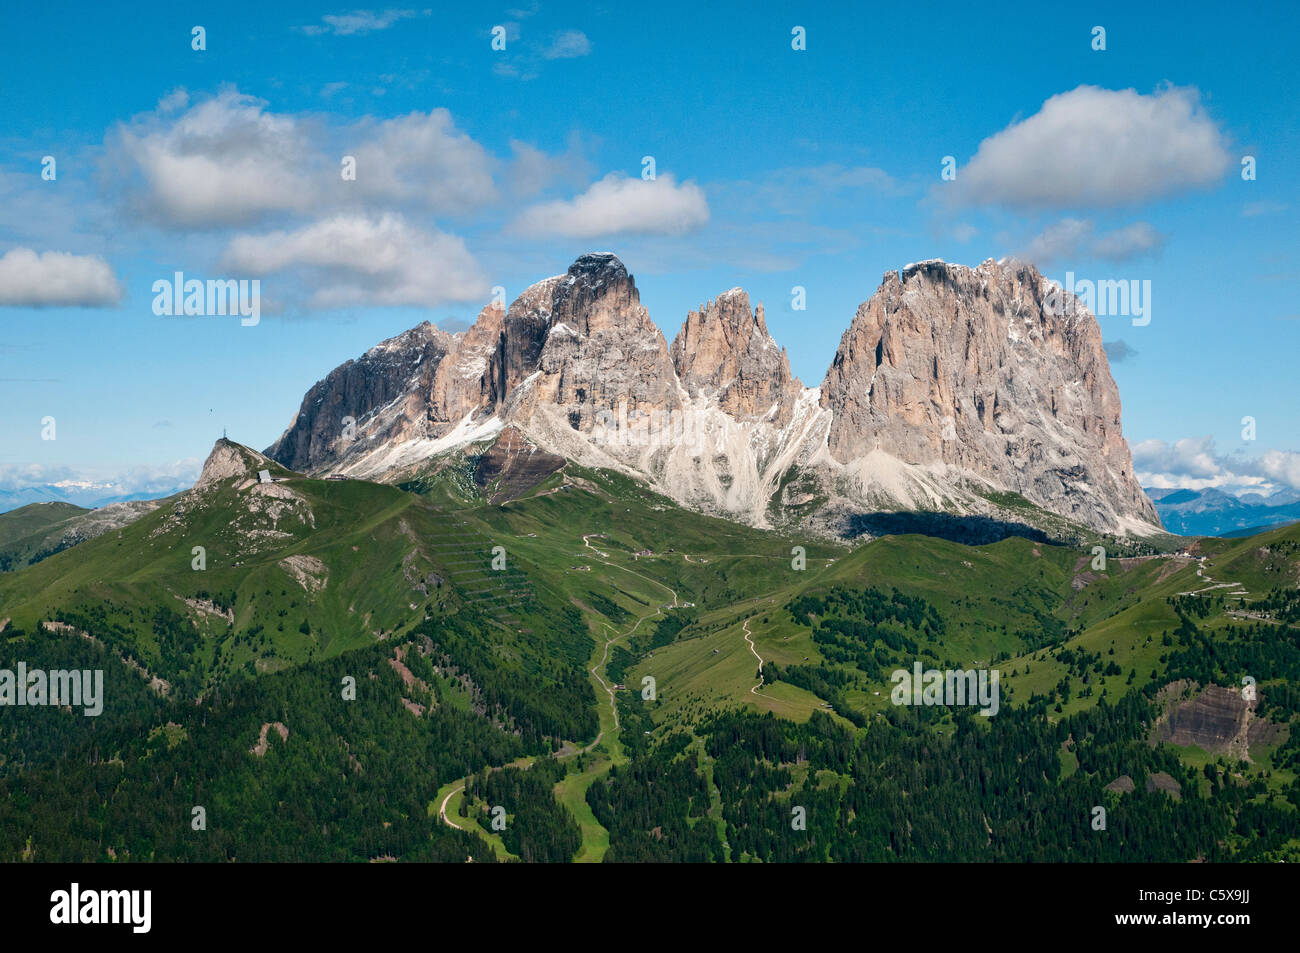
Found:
<box><xmin>465</xmin><ymin>759</ymin><xmax>581</xmax><ymax>862</ymax></box>
<box><xmin>586</xmin><ymin>732</ymin><xmax>721</xmax><ymax>862</ymax></box>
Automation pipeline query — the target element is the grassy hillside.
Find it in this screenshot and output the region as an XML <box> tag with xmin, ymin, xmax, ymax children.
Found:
<box><xmin>3</xmin><ymin>442</ymin><xmax>1298</xmax><ymax>862</ymax></box>
<box><xmin>0</xmin><ymin>501</ymin><xmax>89</xmax><ymax>571</ymax></box>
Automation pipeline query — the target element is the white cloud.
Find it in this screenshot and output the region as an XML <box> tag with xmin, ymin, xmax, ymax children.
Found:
<box><xmin>543</xmin><ymin>30</ymin><xmax>592</xmax><ymax>59</ymax></box>
<box><xmin>506</xmin><ymin>136</ymin><xmax>592</xmax><ymax>197</ymax></box>
<box><xmin>511</xmin><ymin>173</ymin><xmax>709</xmax><ymax>238</ymax></box>
<box><xmin>1256</xmin><ymin>450</ymin><xmax>1300</xmax><ymax>490</ymax></box>
<box><xmin>156</xmin><ymin>88</ymin><xmax>189</xmax><ymax>113</ymax></box>
<box><xmin>949</xmin><ymin>85</ymin><xmax>1232</xmax><ymax>209</ymax></box>
<box><xmin>1133</xmin><ymin>436</ymin><xmax>1224</xmax><ymax>481</ymax></box>
<box><xmin>298</xmin><ymin>9</ymin><xmax>426</xmax><ymax>36</ymax></box>
<box><xmin>1133</xmin><ymin>436</ymin><xmax>1300</xmax><ymax>493</ymax></box>
<box><xmin>1020</xmin><ymin>218</ymin><xmax>1092</xmax><ymax>263</ymax></box>
<box><xmin>0</xmin><ymin>248</ymin><xmax>121</xmax><ymax>307</ymax></box>
<box><xmin>347</xmin><ymin>109</ymin><xmax>498</xmax><ymax>213</ymax></box>
<box><xmin>1090</xmin><ymin>222</ymin><xmax>1165</xmax><ymax>260</ymax></box>
<box><xmin>1020</xmin><ymin>218</ymin><xmax>1164</xmax><ymax>265</ymax></box>
<box><xmin>0</xmin><ymin>458</ymin><xmax>200</xmax><ymax>506</ymax></box>
<box><xmin>108</xmin><ymin>90</ymin><xmax>519</xmax><ymax>227</ymax></box>
<box><xmin>109</xmin><ymin>88</ymin><xmax>318</xmax><ymax>227</ymax></box>
<box><xmin>222</xmin><ymin>214</ymin><xmax>488</xmax><ymax>308</ymax></box>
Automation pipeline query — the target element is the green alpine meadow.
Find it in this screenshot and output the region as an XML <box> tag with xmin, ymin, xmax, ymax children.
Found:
<box><xmin>3</xmin><ymin>431</ymin><xmax>1298</xmax><ymax>862</ymax></box>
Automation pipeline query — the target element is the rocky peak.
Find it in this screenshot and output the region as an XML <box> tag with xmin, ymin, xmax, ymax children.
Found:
<box><xmin>525</xmin><ymin>253</ymin><xmax>677</xmax><ymax>426</ymax></box>
<box><xmin>671</xmin><ymin>287</ymin><xmax>801</xmax><ymax>425</ymax></box>
<box><xmin>821</xmin><ymin>258</ymin><xmax>1158</xmax><ymax>530</ymax></box>
<box><xmin>433</xmin><ymin>301</ymin><xmax>507</xmax><ymax>422</ymax></box>
<box><xmin>549</xmin><ymin>252</ymin><xmax>641</xmax><ymax>335</ymax></box>
<box><xmin>198</xmin><ymin>438</ymin><xmax>279</xmax><ymax>488</ymax></box>
<box><xmin>266</xmin><ymin>321</ymin><xmax>457</xmax><ymax>473</ymax></box>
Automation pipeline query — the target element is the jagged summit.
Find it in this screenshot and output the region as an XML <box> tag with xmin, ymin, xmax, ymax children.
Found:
<box><xmin>264</xmin><ymin>252</ymin><xmax>1162</xmax><ymax>538</ymax></box>
<box><xmin>670</xmin><ymin>287</ymin><xmax>801</xmax><ymax>426</ymax></box>
<box><xmin>549</xmin><ymin>252</ymin><xmax>641</xmax><ymax>331</ymax></box>
<box><xmin>565</xmin><ymin>251</ymin><xmax>629</xmax><ymax>283</ymax></box>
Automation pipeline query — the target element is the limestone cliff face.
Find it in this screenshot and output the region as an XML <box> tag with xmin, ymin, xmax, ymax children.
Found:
<box><xmin>820</xmin><ymin>259</ymin><xmax>1158</xmax><ymax>531</ymax></box>
<box><xmin>432</xmin><ymin>301</ymin><xmax>506</xmax><ymax>423</ymax></box>
<box><xmin>266</xmin><ymin>322</ymin><xmax>456</xmax><ymax>473</ymax></box>
<box><xmin>265</xmin><ymin>253</ymin><xmax>1161</xmax><ymax>537</ymax></box>
<box><xmin>520</xmin><ymin>253</ymin><xmax>680</xmax><ymax>429</ymax></box>
<box><xmin>670</xmin><ymin>288</ymin><xmax>801</xmax><ymax>427</ymax></box>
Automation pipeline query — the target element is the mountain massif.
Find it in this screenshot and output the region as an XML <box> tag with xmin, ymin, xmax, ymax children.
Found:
<box><xmin>267</xmin><ymin>253</ymin><xmax>1160</xmax><ymax>539</ymax></box>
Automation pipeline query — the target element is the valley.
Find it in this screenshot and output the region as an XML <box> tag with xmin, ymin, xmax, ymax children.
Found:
<box><xmin>3</xmin><ymin>435</ymin><xmax>1298</xmax><ymax>862</ymax></box>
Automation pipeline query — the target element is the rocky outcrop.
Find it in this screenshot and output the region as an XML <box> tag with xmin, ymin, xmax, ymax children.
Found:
<box><xmin>159</xmin><ymin>439</ymin><xmax>314</xmax><ymax>555</ymax></box>
<box><xmin>250</xmin><ymin>721</ymin><xmax>289</xmax><ymax>757</ymax></box>
<box><xmin>432</xmin><ymin>302</ymin><xmax>507</xmax><ymax>424</ymax></box>
<box><xmin>198</xmin><ymin>438</ymin><xmax>283</xmax><ymax>488</ymax></box>
<box><xmin>1157</xmin><ymin>683</ymin><xmax>1256</xmax><ymax>760</ymax></box>
<box><xmin>473</xmin><ymin>426</ymin><xmax>566</xmax><ymax>504</ymax></box>
<box><xmin>266</xmin><ymin>323</ymin><xmax>458</xmax><ymax>474</ymax></box>
<box><xmin>821</xmin><ymin>259</ymin><xmax>1158</xmax><ymax>532</ymax></box>
<box><xmin>671</xmin><ymin>288</ymin><xmax>801</xmax><ymax>427</ymax></box>
<box><xmin>517</xmin><ymin>253</ymin><xmax>681</xmax><ymax>430</ymax></box>
<box><xmin>1104</xmin><ymin>775</ymin><xmax>1136</xmax><ymax>794</ymax></box>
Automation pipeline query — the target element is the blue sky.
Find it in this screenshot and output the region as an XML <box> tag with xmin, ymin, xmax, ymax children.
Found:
<box><xmin>1</xmin><ymin>0</ymin><xmax>1298</xmax><ymax>505</ymax></box>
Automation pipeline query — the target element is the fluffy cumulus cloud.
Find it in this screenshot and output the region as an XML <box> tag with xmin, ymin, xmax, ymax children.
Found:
<box><xmin>511</xmin><ymin>173</ymin><xmax>709</xmax><ymax>238</ymax></box>
<box><xmin>222</xmin><ymin>213</ymin><xmax>488</xmax><ymax>308</ymax></box>
<box><xmin>1133</xmin><ymin>436</ymin><xmax>1300</xmax><ymax>493</ymax></box>
<box><xmin>950</xmin><ymin>85</ymin><xmax>1232</xmax><ymax>209</ymax></box>
<box><xmin>347</xmin><ymin>109</ymin><xmax>498</xmax><ymax>213</ymax></box>
<box><xmin>1020</xmin><ymin>218</ymin><xmax>1164</xmax><ymax>265</ymax></box>
<box><xmin>1133</xmin><ymin>436</ymin><xmax>1225</xmax><ymax>483</ymax></box>
<box><xmin>0</xmin><ymin>248</ymin><xmax>122</xmax><ymax>307</ymax></box>
<box><xmin>108</xmin><ymin>90</ymin><xmax>515</xmax><ymax>228</ymax></box>
<box><xmin>109</xmin><ymin>89</ymin><xmax>318</xmax><ymax>227</ymax></box>
<box><xmin>1256</xmin><ymin>450</ymin><xmax>1300</xmax><ymax>490</ymax></box>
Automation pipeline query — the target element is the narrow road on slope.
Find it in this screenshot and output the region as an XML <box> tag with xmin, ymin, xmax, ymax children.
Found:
<box><xmin>438</xmin><ymin>784</ymin><xmax>468</xmax><ymax>831</ymax></box>
<box><xmin>577</xmin><ymin>530</ymin><xmax>685</xmax><ymax>747</ymax></box>
<box><xmin>1179</xmin><ymin>559</ymin><xmax>1247</xmax><ymax>598</ymax></box>
<box><xmin>583</xmin><ymin>534</ymin><xmax>681</xmax><ymax>608</ymax></box>
<box><xmin>743</xmin><ymin>617</ymin><xmax>764</xmax><ymax>695</ymax></box>
<box><xmin>587</xmin><ymin>593</ymin><xmax>668</xmax><ymax>746</ymax></box>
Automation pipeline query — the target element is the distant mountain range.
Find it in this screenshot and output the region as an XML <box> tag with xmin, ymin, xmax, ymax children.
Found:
<box><xmin>1146</xmin><ymin>485</ymin><xmax>1300</xmax><ymax>537</ymax></box>
<box><xmin>0</xmin><ymin>483</ymin><xmax>183</xmax><ymax>515</ymax></box>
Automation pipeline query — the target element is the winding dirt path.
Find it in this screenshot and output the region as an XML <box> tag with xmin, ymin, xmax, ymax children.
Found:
<box><xmin>742</xmin><ymin>617</ymin><xmax>765</xmax><ymax>695</ymax></box>
<box><xmin>438</xmin><ymin>784</ymin><xmax>468</xmax><ymax>831</ymax></box>
<box><xmin>1179</xmin><ymin>559</ymin><xmax>1247</xmax><ymax>598</ymax></box>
